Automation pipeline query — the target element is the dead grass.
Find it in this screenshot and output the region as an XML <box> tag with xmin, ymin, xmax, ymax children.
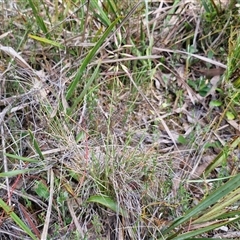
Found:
<box><xmin>0</xmin><ymin>0</ymin><xmax>240</xmax><ymax>239</ymax></box>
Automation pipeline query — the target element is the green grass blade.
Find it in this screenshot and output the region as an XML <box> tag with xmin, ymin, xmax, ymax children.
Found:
<box><xmin>0</xmin><ymin>169</ymin><xmax>30</xmax><ymax>177</ymax></box>
<box><xmin>28</xmin><ymin>130</ymin><xmax>44</xmax><ymax>160</ymax></box>
<box><xmin>87</xmin><ymin>195</ymin><xmax>127</xmax><ymax>217</ymax></box>
<box><xmin>170</xmin><ymin>216</ymin><xmax>240</xmax><ymax>240</ymax></box>
<box><xmin>193</xmin><ymin>186</ymin><xmax>240</xmax><ymax>223</ymax></box>
<box><xmin>90</xmin><ymin>0</ymin><xmax>112</xmax><ymax>27</ymax></box>
<box><xmin>186</xmin><ymin>239</ymin><xmax>230</xmax><ymax>240</ymax></box>
<box><xmin>171</xmin><ymin>218</ymin><xmax>240</xmax><ymax>240</ymax></box>
<box><xmin>66</xmin><ymin>17</ymin><xmax>119</xmax><ymax>100</ymax></box>
<box><xmin>106</xmin><ymin>0</ymin><xmax>119</xmax><ymax>18</ymax></box>
<box><xmin>163</xmin><ymin>173</ymin><xmax>240</xmax><ymax>234</ymax></box>
<box><xmin>201</xmin><ymin>0</ymin><xmax>211</xmax><ymax>12</ymax></box>
<box><xmin>69</xmin><ymin>61</ymin><xmax>101</xmax><ymax>113</ymax></box>
<box><xmin>28</xmin><ymin>34</ymin><xmax>62</xmax><ymax>48</ymax></box>
<box><xmin>27</xmin><ymin>0</ymin><xmax>49</xmax><ymax>37</ymax></box>
<box><xmin>0</xmin><ymin>198</ymin><xmax>37</xmax><ymax>240</ymax></box>
<box><xmin>204</xmin><ymin>137</ymin><xmax>240</xmax><ymax>176</ymax></box>
<box><xmin>5</xmin><ymin>153</ymin><xmax>39</xmax><ymax>163</ymax></box>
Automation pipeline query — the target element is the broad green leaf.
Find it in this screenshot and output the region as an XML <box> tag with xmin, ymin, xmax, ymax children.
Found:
<box><xmin>226</xmin><ymin>111</ymin><xmax>235</xmax><ymax>120</ymax></box>
<box><xmin>34</xmin><ymin>181</ymin><xmax>49</xmax><ymax>200</ymax></box>
<box><xmin>177</xmin><ymin>135</ymin><xmax>187</xmax><ymax>144</ymax></box>
<box><xmin>233</xmin><ymin>76</ymin><xmax>240</xmax><ymax>88</ymax></box>
<box><xmin>87</xmin><ymin>195</ymin><xmax>127</xmax><ymax>217</ymax></box>
<box><xmin>209</xmin><ymin>100</ymin><xmax>222</xmax><ymax>107</ymax></box>
<box><xmin>75</xmin><ymin>131</ymin><xmax>86</xmax><ymax>143</ymax></box>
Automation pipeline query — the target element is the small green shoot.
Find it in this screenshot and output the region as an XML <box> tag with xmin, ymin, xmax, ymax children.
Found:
<box><xmin>34</xmin><ymin>181</ymin><xmax>49</xmax><ymax>200</ymax></box>
<box><xmin>188</xmin><ymin>78</ymin><xmax>212</xmax><ymax>97</ymax></box>
<box><xmin>28</xmin><ymin>130</ymin><xmax>44</xmax><ymax>160</ymax></box>
<box><xmin>177</xmin><ymin>135</ymin><xmax>188</xmax><ymax>145</ymax></box>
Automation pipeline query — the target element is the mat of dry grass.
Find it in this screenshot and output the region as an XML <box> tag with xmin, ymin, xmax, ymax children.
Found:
<box><xmin>0</xmin><ymin>0</ymin><xmax>240</xmax><ymax>239</ymax></box>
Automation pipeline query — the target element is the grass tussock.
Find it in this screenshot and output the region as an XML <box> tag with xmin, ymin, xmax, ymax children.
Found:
<box><xmin>0</xmin><ymin>0</ymin><xmax>240</xmax><ymax>239</ymax></box>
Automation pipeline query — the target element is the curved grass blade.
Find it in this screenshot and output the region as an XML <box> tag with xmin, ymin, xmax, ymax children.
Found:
<box><xmin>170</xmin><ymin>216</ymin><xmax>240</xmax><ymax>240</ymax></box>
<box><xmin>87</xmin><ymin>195</ymin><xmax>127</xmax><ymax>217</ymax></box>
<box><xmin>28</xmin><ymin>34</ymin><xmax>62</xmax><ymax>48</ymax></box>
<box><xmin>90</xmin><ymin>0</ymin><xmax>112</xmax><ymax>27</ymax></box>
<box><xmin>69</xmin><ymin>61</ymin><xmax>101</xmax><ymax>113</ymax></box>
<box><xmin>0</xmin><ymin>169</ymin><xmax>31</xmax><ymax>177</ymax></box>
<box><xmin>163</xmin><ymin>173</ymin><xmax>240</xmax><ymax>235</ymax></box>
<box><xmin>0</xmin><ymin>198</ymin><xmax>37</xmax><ymax>240</ymax></box>
<box><xmin>27</xmin><ymin>0</ymin><xmax>49</xmax><ymax>38</ymax></box>
<box><xmin>5</xmin><ymin>153</ymin><xmax>39</xmax><ymax>163</ymax></box>
<box><xmin>66</xmin><ymin>17</ymin><xmax>120</xmax><ymax>101</ymax></box>
<box><xmin>204</xmin><ymin>137</ymin><xmax>240</xmax><ymax>176</ymax></box>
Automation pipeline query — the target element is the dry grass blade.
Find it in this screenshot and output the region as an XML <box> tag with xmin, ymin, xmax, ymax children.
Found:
<box><xmin>18</xmin><ymin>203</ymin><xmax>41</xmax><ymax>238</ymax></box>
<box><xmin>0</xmin><ymin>45</ymin><xmax>32</xmax><ymax>69</ymax></box>
<box><xmin>0</xmin><ymin>45</ymin><xmax>47</xmax><ymax>98</ymax></box>
<box><xmin>121</xmin><ymin>64</ymin><xmax>179</xmax><ymax>148</ymax></box>
<box><xmin>1</xmin><ymin>125</ymin><xmax>10</xmax><ymax>206</ymax></box>
<box><xmin>1</xmin><ymin>0</ymin><xmax>239</xmax><ymax>239</ymax></box>
<box><xmin>152</xmin><ymin>47</ymin><xmax>227</xmax><ymax>68</ymax></box>
<box><xmin>41</xmin><ymin>169</ymin><xmax>54</xmax><ymax>240</ymax></box>
<box><xmin>67</xmin><ymin>198</ymin><xmax>85</xmax><ymax>238</ymax></box>
<box><xmin>0</xmin><ymin>105</ymin><xmax>12</xmax><ymax>127</ymax></box>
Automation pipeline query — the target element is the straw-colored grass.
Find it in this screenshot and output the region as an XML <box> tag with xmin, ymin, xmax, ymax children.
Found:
<box><xmin>0</xmin><ymin>0</ymin><xmax>239</xmax><ymax>239</ymax></box>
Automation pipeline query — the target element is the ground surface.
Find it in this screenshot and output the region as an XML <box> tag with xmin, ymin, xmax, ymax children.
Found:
<box><xmin>0</xmin><ymin>0</ymin><xmax>240</xmax><ymax>239</ymax></box>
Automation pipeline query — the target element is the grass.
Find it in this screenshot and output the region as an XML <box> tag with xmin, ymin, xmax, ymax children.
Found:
<box><xmin>0</xmin><ymin>0</ymin><xmax>240</xmax><ymax>239</ymax></box>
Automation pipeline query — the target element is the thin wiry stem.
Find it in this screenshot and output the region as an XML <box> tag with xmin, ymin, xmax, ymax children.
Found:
<box><xmin>1</xmin><ymin>125</ymin><xmax>11</xmax><ymax>205</ymax></box>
